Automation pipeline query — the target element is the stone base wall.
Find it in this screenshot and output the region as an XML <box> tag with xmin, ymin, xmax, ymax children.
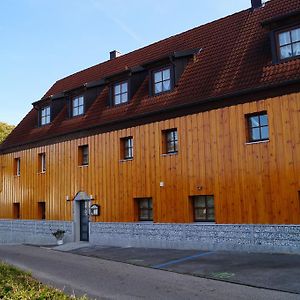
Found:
<box><xmin>1</xmin><ymin>220</ymin><xmax>299</xmax><ymax>254</ymax></box>
<box><xmin>0</xmin><ymin>220</ymin><xmax>73</xmax><ymax>245</ymax></box>
<box><xmin>90</xmin><ymin>223</ymin><xmax>300</xmax><ymax>254</ymax></box>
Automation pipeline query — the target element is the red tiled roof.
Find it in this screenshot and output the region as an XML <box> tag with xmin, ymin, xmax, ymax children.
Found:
<box><xmin>2</xmin><ymin>0</ymin><xmax>300</xmax><ymax>152</ymax></box>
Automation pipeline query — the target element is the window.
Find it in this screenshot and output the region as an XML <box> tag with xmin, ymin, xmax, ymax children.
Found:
<box><xmin>113</xmin><ymin>81</ymin><xmax>128</xmax><ymax>105</ymax></box>
<box><xmin>121</xmin><ymin>137</ymin><xmax>133</xmax><ymax>160</ymax></box>
<box><xmin>277</xmin><ymin>27</ymin><xmax>300</xmax><ymax>60</ymax></box>
<box><xmin>72</xmin><ymin>95</ymin><xmax>84</xmax><ymax>117</ymax></box>
<box><xmin>247</xmin><ymin>112</ymin><xmax>269</xmax><ymax>142</ymax></box>
<box><xmin>14</xmin><ymin>158</ymin><xmax>20</xmax><ymax>176</ymax></box>
<box><xmin>137</xmin><ymin>198</ymin><xmax>153</xmax><ymax>221</ymax></box>
<box><xmin>162</xmin><ymin>129</ymin><xmax>178</xmax><ymax>154</ymax></box>
<box><xmin>153</xmin><ymin>67</ymin><xmax>171</xmax><ymax>94</ymax></box>
<box><xmin>40</xmin><ymin>106</ymin><xmax>51</xmax><ymax>126</ymax></box>
<box><xmin>38</xmin><ymin>202</ymin><xmax>46</xmax><ymax>220</ymax></box>
<box><xmin>13</xmin><ymin>203</ymin><xmax>20</xmax><ymax>219</ymax></box>
<box><xmin>78</xmin><ymin>145</ymin><xmax>89</xmax><ymax>166</ymax></box>
<box><xmin>38</xmin><ymin>153</ymin><xmax>46</xmax><ymax>173</ymax></box>
<box><xmin>192</xmin><ymin>195</ymin><xmax>215</xmax><ymax>222</ymax></box>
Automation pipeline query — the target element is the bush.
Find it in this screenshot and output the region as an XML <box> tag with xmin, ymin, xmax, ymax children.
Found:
<box><xmin>0</xmin><ymin>263</ymin><xmax>87</xmax><ymax>299</ymax></box>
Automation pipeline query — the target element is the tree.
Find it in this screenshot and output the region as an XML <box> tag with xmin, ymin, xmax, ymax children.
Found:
<box><xmin>0</xmin><ymin>122</ymin><xmax>15</xmax><ymax>144</ymax></box>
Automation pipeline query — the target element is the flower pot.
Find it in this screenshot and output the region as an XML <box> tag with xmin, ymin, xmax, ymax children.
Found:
<box><xmin>57</xmin><ymin>239</ymin><xmax>64</xmax><ymax>246</ymax></box>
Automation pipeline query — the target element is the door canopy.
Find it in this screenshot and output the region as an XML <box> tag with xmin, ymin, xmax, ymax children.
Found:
<box><xmin>73</xmin><ymin>191</ymin><xmax>90</xmax><ymax>201</ymax></box>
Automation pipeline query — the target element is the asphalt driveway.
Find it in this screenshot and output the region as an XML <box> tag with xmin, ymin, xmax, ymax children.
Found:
<box><xmin>69</xmin><ymin>245</ymin><xmax>300</xmax><ymax>294</ymax></box>
<box><xmin>0</xmin><ymin>245</ymin><xmax>299</xmax><ymax>300</ymax></box>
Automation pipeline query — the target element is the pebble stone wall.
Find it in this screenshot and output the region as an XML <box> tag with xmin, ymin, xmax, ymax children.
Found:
<box><xmin>0</xmin><ymin>220</ymin><xmax>73</xmax><ymax>245</ymax></box>
<box><xmin>90</xmin><ymin>222</ymin><xmax>300</xmax><ymax>254</ymax></box>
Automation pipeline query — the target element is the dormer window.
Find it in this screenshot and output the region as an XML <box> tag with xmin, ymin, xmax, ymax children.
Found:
<box><xmin>277</xmin><ymin>27</ymin><xmax>300</xmax><ymax>60</ymax></box>
<box><xmin>153</xmin><ymin>67</ymin><xmax>171</xmax><ymax>95</ymax></box>
<box><xmin>40</xmin><ymin>106</ymin><xmax>51</xmax><ymax>126</ymax></box>
<box><xmin>72</xmin><ymin>95</ymin><xmax>84</xmax><ymax>117</ymax></box>
<box><xmin>113</xmin><ymin>81</ymin><xmax>128</xmax><ymax>105</ymax></box>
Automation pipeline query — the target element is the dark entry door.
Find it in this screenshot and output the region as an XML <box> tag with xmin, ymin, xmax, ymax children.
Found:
<box><xmin>80</xmin><ymin>201</ymin><xmax>89</xmax><ymax>241</ymax></box>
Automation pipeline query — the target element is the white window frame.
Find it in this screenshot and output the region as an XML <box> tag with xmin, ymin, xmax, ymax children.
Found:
<box><xmin>153</xmin><ymin>67</ymin><xmax>171</xmax><ymax>95</ymax></box>
<box><xmin>72</xmin><ymin>95</ymin><xmax>85</xmax><ymax>117</ymax></box>
<box><xmin>40</xmin><ymin>106</ymin><xmax>51</xmax><ymax>126</ymax></box>
<box><xmin>40</xmin><ymin>153</ymin><xmax>46</xmax><ymax>173</ymax></box>
<box><xmin>113</xmin><ymin>81</ymin><xmax>128</xmax><ymax>105</ymax></box>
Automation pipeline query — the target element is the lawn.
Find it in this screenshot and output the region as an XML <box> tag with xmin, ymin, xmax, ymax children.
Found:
<box><xmin>0</xmin><ymin>262</ymin><xmax>87</xmax><ymax>299</ymax></box>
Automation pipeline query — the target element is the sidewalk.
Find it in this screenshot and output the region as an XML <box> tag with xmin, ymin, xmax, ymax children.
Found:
<box><xmin>66</xmin><ymin>244</ymin><xmax>300</xmax><ymax>295</ymax></box>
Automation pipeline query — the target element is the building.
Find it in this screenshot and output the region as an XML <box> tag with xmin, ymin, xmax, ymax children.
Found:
<box><xmin>0</xmin><ymin>0</ymin><xmax>300</xmax><ymax>252</ymax></box>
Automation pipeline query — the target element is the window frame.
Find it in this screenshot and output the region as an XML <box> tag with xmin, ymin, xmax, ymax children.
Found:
<box><xmin>14</xmin><ymin>158</ymin><xmax>21</xmax><ymax>176</ymax></box>
<box><xmin>121</xmin><ymin>136</ymin><xmax>134</xmax><ymax>160</ymax></box>
<box><xmin>136</xmin><ymin>198</ymin><xmax>153</xmax><ymax>222</ymax></box>
<box><xmin>40</xmin><ymin>105</ymin><xmax>51</xmax><ymax>126</ymax></box>
<box><xmin>246</xmin><ymin>112</ymin><xmax>269</xmax><ymax>143</ymax></box>
<box><xmin>162</xmin><ymin>128</ymin><xmax>178</xmax><ymax>154</ymax></box>
<box><xmin>13</xmin><ymin>203</ymin><xmax>20</xmax><ymax>219</ymax></box>
<box><xmin>78</xmin><ymin>145</ymin><xmax>89</xmax><ymax>166</ymax></box>
<box><xmin>38</xmin><ymin>201</ymin><xmax>46</xmax><ymax>220</ymax></box>
<box><xmin>113</xmin><ymin>81</ymin><xmax>129</xmax><ymax>106</ymax></box>
<box><xmin>192</xmin><ymin>195</ymin><xmax>215</xmax><ymax>223</ymax></box>
<box><xmin>276</xmin><ymin>25</ymin><xmax>300</xmax><ymax>62</ymax></box>
<box><xmin>72</xmin><ymin>95</ymin><xmax>85</xmax><ymax>117</ymax></box>
<box><xmin>38</xmin><ymin>153</ymin><xmax>46</xmax><ymax>173</ymax></box>
<box><xmin>152</xmin><ymin>66</ymin><xmax>173</xmax><ymax>96</ymax></box>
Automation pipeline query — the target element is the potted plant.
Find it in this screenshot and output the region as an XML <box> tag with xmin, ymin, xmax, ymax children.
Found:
<box><xmin>51</xmin><ymin>229</ymin><xmax>65</xmax><ymax>245</ymax></box>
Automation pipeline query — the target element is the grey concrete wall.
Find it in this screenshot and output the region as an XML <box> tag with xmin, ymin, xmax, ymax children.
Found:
<box><xmin>90</xmin><ymin>222</ymin><xmax>300</xmax><ymax>254</ymax></box>
<box><xmin>0</xmin><ymin>220</ymin><xmax>73</xmax><ymax>245</ymax></box>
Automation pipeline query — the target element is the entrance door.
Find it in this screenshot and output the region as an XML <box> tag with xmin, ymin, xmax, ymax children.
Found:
<box><xmin>79</xmin><ymin>201</ymin><xmax>89</xmax><ymax>241</ymax></box>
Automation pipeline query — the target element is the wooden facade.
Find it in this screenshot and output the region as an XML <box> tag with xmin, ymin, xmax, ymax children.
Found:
<box><xmin>1</xmin><ymin>93</ymin><xmax>300</xmax><ymax>224</ymax></box>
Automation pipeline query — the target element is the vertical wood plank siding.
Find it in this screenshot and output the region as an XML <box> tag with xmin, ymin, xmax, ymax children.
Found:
<box><xmin>0</xmin><ymin>93</ymin><xmax>300</xmax><ymax>224</ymax></box>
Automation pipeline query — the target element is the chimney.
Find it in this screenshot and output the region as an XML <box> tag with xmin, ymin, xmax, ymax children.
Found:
<box><xmin>110</xmin><ymin>50</ymin><xmax>122</xmax><ymax>60</ymax></box>
<box><xmin>251</xmin><ymin>0</ymin><xmax>262</xmax><ymax>9</ymax></box>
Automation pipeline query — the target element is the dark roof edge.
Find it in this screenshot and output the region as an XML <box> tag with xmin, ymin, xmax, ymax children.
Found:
<box><xmin>2</xmin><ymin>78</ymin><xmax>300</xmax><ymax>154</ymax></box>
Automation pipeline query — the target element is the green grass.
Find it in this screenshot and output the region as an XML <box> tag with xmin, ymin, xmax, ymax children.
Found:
<box><xmin>0</xmin><ymin>262</ymin><xmax>87</xmax><ymax>299</ymax></box>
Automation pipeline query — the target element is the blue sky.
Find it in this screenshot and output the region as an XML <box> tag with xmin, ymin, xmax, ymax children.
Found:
<box><xmin>0</xmin><ymin>0</ymin><xmax>253</xmax><ymax>125</ymax></box>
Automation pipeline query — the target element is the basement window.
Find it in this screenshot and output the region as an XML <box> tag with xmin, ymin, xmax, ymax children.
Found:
<box><xmin>277</xmin><ymin>26</ymin><xmax>300</xmax><ymax>60</ymax></box>
<box><xmin>13</xmin><ymin>203</ymin><xmax>20</xmax><ymax>219</ymax></box>
<box><xmin>191</xmin><ymin>195</ymin><xmax>215</xmax><ymax>222</ymax></box>
<box><xmin>78</xmin><ymin>145</ymin><xmax>89</xmax><ymax>166</ymax></box>
<box><xmin>136</xmin><ymin>198</ymin><xmax>153</xmax><ymax>221</ymax></box>
<box><xmin>38</xmin><ymin>202</ymin><xmax>46</xmax><ymax>220</ymax></box>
